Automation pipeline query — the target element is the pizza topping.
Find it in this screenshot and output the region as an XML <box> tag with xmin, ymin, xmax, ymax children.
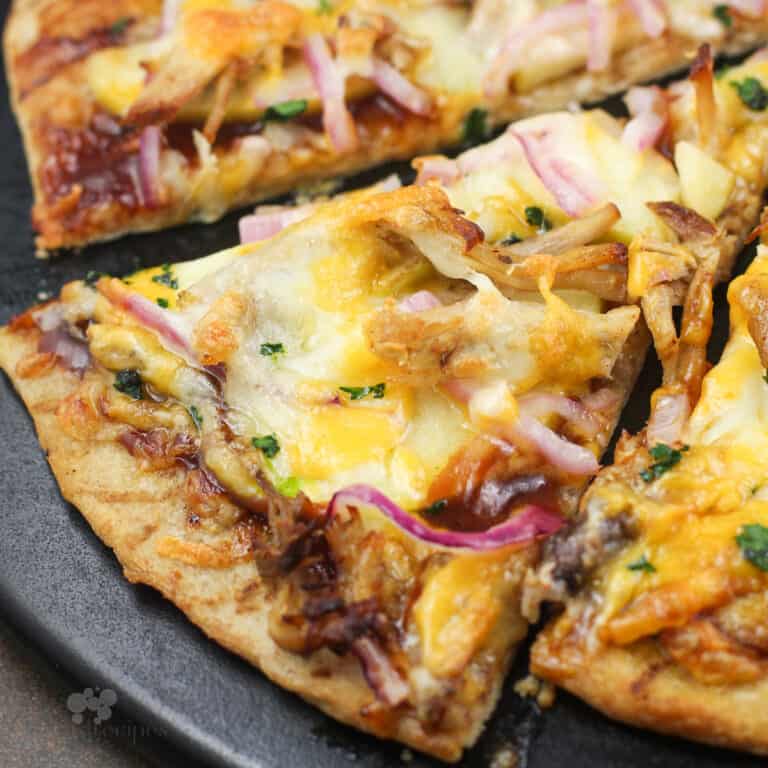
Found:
<box><xmin>586</xmin><ymin>0</ymin><xmax>618</xmax><ymax>73</ymax></box>
<box><xmin>327</xmin><ymin>484</ymin><xmax>563</xmax><ymax>551</ymax></box>
<box><xmin>252</xmin><ymin>434</ymin><xmax>281</xmax><ymax>459</ymax></box>
<box><xmin>713</xmin><ymin>4</ymin><xmax>733</xmax><ymax>26</ymax></box>
<box><xmin>622</xmin><ymin>86</ymin><xmax>668</xmax><ymax>152</ymax></box>
<box><xmin>37</xmin><ymin>321</ymin><xmax>92</xmax><ymax>374</ymax></box>
<box><xmin>339</xmin><ymin>384</ymin><xmax>386</xmax><ymax>401</ymax></box>
<box><xmin>626</xmin><ymin>553</ymin><xmax>656</xmax><ymax>573</ymax></box>
<box><xmin>114</xmin><ymin>368</ymin><xmax>144</xmax><ymax>400</ymax></box>
<box><xmin>639</xmin><ymin>443</ymin><xmax>688</xmax><ymax>481</ymax></box>
<box><xmin>736</xmin><ymin>523</ymin><xmax>768</xmax><ymax>571</ymax></box>
<box><xmin>731</xmin><ymin>76</ymin><xmax>768</xmax><ymax>110</ymax></box>
<box><xmin>627</xmin><ymin>0</ymin><xmax>668</xmax><ymax>38</ymax></box>
<box><xmin>371</xmin><ymin>58</ymin><xmax>433</xmax><ymax>118</ymax></box>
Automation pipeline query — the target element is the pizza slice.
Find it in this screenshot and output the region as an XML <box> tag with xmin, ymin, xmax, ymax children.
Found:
<box><xmin>3</xmin><ymin>51</ymin><xmax>768</xmax><ymax>760</ymax></box>
<box><xmin>6</xmin><ymin>0</ymin><xmax>768</xmax><ymax>250</ymax></box>
<box><xmin>526</xmin><ymin>229</ymin><xmax>768</xmax><ymax>755</ymax></box>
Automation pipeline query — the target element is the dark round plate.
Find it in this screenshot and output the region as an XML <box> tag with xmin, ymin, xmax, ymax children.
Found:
<box><xmin>0</xmin><ymin>10</ymin><xmax>763</xmax><ymax>766</ymax></box>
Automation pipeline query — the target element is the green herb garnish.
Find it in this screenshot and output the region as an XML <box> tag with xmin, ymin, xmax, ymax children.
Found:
<box><xmin>317</xmin><ymin>0</ymin><xmax>333</xmax><ymax>14</ymax></box>
<box><xmin>276</xmin><ymin>476</ymin><xmax>301</xmax><ymax>497</ymax></box>
<box><xmin>424</xmin><ymin>499</ymin><xmax>447</xmax><ymax>516</ymax></box>
<box><xmin>156</xmin><ymin>297</ymin><xmax>169</xmax><ymax>308</ymax></box>
<box><xmin>260</xmin><ymin>342</ymin><xmax>285</xmax><ymax>357</ymax></box>
<box><xmin>462</xmin><ymin>108</ymin><xmax>489</xmax><ymax>144</ymax></box>
<box><xmin>713</xmin><ymin>4</ymin><xmax>732</xmax><ymax>27</ymax></box>
<box><xmin>151</xmin><ymin>263</ymin><xmax>179</xmax><ymax>289</ymax></box>
<box><xmin>731</xmin><ymin>77</ymin><xmax>768</xmax><ymax>111</ymax></box>
<box><xmin>114</xmin><ymin>369</ymin><xmax>143</xmax><ymax>400</ymax></box>
<box><xmin>109</xmin><ymin>16</ymin><xmax>131</xmax><ymax>36</ymax></box>
<box><xmin>189</xmin><ymin>405</ymin><xmax>203</xmax><ymax>430</ymax></box>
<box><xmin>736</xmin><ymin>523</ymin><xmax>768</xmax><ymax>571</ymax></box>
<box><xmin>84</xmin><ymin>270</ymin><xmax>106</xmax><ymax>288</ymax></box>
<box><xmin>252</xmin><ymin>434</ymin><xmax>280</xmax><ymax>458</ymax></box>
<box><xmin>640</xmin><ymin>443</ymin><xmax>689</xmax><ymax>482</ymax></box>
<box><xmin>339</xmin><ymin>383</ymin><xmax>386</xmax><ymax>401</ymax></box>
<box><xmin>627</xmin><ymin>554</ymin><xmax>656</xmax><ymax>573</ymax></box>
<box><xmin>525</xmin><ymin>206</ymin><xmax>551</xmax><ymax>232</ymax></box>
<box><xmin>264</xmin><ymin>99</ymin><xmax>308</xmax><ymax>122</ymax></box>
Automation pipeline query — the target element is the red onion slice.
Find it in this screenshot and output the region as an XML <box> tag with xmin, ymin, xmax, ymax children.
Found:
<box><xmin>586</xmin><ymin>0</ymin><xmax>617</xmax><ymax>73</ymax></box>
<box><xmin>622</xmin><ymin>85</ymin><xmax>668</xmax><ymax>152</ymax></box>
<box><xmin>328</xmin><ymin>484</ymin><xmax>563</xmax><ymax>551</ymax></box>
<box><xmin>371</xmin><ymin>58</ymin><xmax>433</xmax><ymax>116</ymax></box>
<box><xmin>510</xmin><ymin>414</ymin><xmax>600</xmax><ymax>475</ymax></box>
<box><xmin>138</xmin><ymin>125</ymin><xmax>163</xmax><ymax>209</ymax></box>
<box><xmin>239</xmin><ymin>203</ymin><xmax>315</xmax><ymax>244</ymax></box>
<box><xmin>414</xmin><ymin>155</ymin><xmax>461</xmax><ymax>186</ymax></box>
<box><xmin>397</xmin><ymin>290</ymin><xmax>442</xmax><ymax>313</ymax></box>
<box><xmin>303</xmin><ymin>33</ymin><xmax>358</xmax><ymax>153</ymax></box>
<box><xmin>160</xmin><ymin>0</ymin><xmax>181</xmax><ymax>35</ymax></box>
<box><xmin>627</xmin><ymin>0</ymin><xmax>667</xmax><ymax>38</ymax></box>
<box><xmin>518</xmin><ymin>392</ymin><xmax>600</xmax><ymax>437</ymax></box>
<box><xmin>726</xmin><ymin>0</ymin><xmax>765</xmax><ymax>17</ymax></box>
<box><xmin>351</xmin><ymin>637</ymin><xmax>409</xmax><ymax>706</ymax></box>
<box><xmin>512</xmin><ymin>127</ymin><xmax>602</xmax><ymax>216</ymax></box>
<box><xmin>38</xmin><ymin>324</ymin><xmax>90</xmax><ymax>373</ymax></box>
<box><xmin>647</xmin><ymin>391</ymin><xmax>690</xmax><ymax>445</ymax></box>
<box><xmin>485</xmin><ymin>2</ymin><xmax>590</xmax><ymax>98</ymax></box>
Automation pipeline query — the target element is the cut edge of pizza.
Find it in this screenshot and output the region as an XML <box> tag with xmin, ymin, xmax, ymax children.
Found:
<box><xmin>6</xmin><ymin>0</ymin><xmax>768</xmax><ymax>250</ymax></box>
<box><xmin>526</xmin><ymin>218</ymin><xmax>768</xmax><ymax>756</ymax></box>
<box><xmin>4</xmin><ymin>46</ymin><xmax>768</xmax><ymax>760</ymax></box>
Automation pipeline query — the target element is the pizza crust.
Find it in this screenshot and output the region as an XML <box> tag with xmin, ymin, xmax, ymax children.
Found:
<box><xmin>531</xmin><ymin>629</ymin><xmax>768</xmax><ymax>756</ymax></box>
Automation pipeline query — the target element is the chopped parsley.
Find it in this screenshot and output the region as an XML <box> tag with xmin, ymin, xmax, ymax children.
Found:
<box><xmin>156</xmin><ymin>297</ymin><xmax>169</xmax><ymax>308</ymax></box>
<box><xmin>462</xmin><ymin>108</ymin><xmax>489</xmax><ymax>145</ymax></box>
<box><xmin>260</xmin><ymin>342</ymin><xmax>285</xmax><ymax>357</ymax></box>
<box><xmin>264</xmin><ymin>99</ymin><xmax>308</xmax><ymax>122</ymax></box>
<box><xmin>640</xmin><ymin>443</ymin><xmax>689</xmax><ymax>482</ymax></box>
<box><xmin>151</xmin><ymin>263</ymin><xmax>179</xmax><ymax>290</ymax></box>
<box><xmin>627</xmin><ymin>554</ymin><xmax>656</xmax><ymax>573</ymax></box>
<box><xmin>713</xmin><ymin>4</ymin><xmax>732</xmax><ymax>27</ymax></box>
<box><xmin>501</xmin><ymin>234</ymin><xmax>522</xmax><ymax>246</ymax></box>
<box><xmin>276</xmin><ymin>476</ymin><xmax>301</xmax><ymax>497</ymax></box>
<box><xmin>317</xmin><ymin>0</ymin><xmax>333</xmax><ymax>14</ymax></box>
<box><xmin>109</xmin><ymin>16</ymin><xmax>131</xmax><ymax>36</ymax></box>
<box><xmin>189</xmin><ymin>405</ymin><xmax>203</xmax><ymax>430</ymax></box>
<box><xmin>339</xmin><ymin>383</ymin><xmax>386</xmax><ymax>401</ymax></box>
<box><xmin>114</xmin><ymin>369</ymin><xmax>143</xmax><ymax>400</ymax></box>
<box><xmin>84</xmin><ymin>270</ymin><xmax>106</xmax><ymax>288</ymax></box>
<box><xmin>525</xmin><ymin>206</ymin><xmax>552</xmax><ymax>232</ymax></box>
<box><xmin>736</xmin><ymin>523</ymin><xmax>768</xmax><ymax>572</ymax></box>
<box><xmin>731</xmin><ymin>77</ymin><xmax>768</xmax><ymax>111</ymax></box>
<box><xmin>252</xmin><ymin>434</ymin><xmax>280</xmax><ymax>458</ymax></box>
<box><xmin>424</xmin><ymin>499</ymin><xmax>447</xmax><ymax>516</ymax></box>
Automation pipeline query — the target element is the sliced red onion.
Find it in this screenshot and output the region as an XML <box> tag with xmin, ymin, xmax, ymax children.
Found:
<box><xmin>622</xmin><ymin>85</ymin><xmax>668</xmax><ymax>152</ymax></box>
<box><xmin>108</xmin><ymin>287</ymin><xmax>194</xmax><ymax>357</ymax></box>
<box><xmin>646</xmin><ymin>391</ymin><xmax>690</xmax><ymax>445</ymax></box>
<box><xmin>138</xmin><ymin>125</ymin><xmax>163</xmax><ymax>209</ymax></box>
<box><xmin>397</xmin><ymin>290</ymin><xmax>442</xmax><ymax>313</ymax></box>
<box><xmin>414</xmin><ymin>155</ymin><xmax>461</xmax><ymax>186</ymax></box>
<box><xmin>518</xmin><ymin>392</ymin><xmax>599</xmax><ymax>437</ymax></box>
<box><xmin>303</xmin><ymin>33</ymin><xmax>358</xmax><ymax>153</ymax></box>
<box><xmin>510</xmin><ymin>414</ymin><xmax>600</xmax><ymax>476</ymax></box>
<box><xmin>238</xmin><ymin>203</ymin><xmax>315</xmax><ymax>244</ymax></box>
<box><xmin>38</xmin><ymin>324</ymin><xmax>90</xmax><ymax>373</ymax></box>
<box><xmin>586</xmin><ymin>0</ymin><xmax>617</xmax><ymax>73</ymax></box>
<box><xmin>372</xmin><ymin>173</ymin><xmax>402</xmax><ymax>193</ymax></box>
<box><xmin>485</xmin><ymin>2</ymin><xmax>590</xmax><ymax>98</ymax></box>
<box><xmin>747</xmin><ymin>47</ymin><xmax>768</xmax><ymax>65</ymax></box>
<box><xmin>328</xmin><ymin>484</ymin><xmax>563</xmax><ymax>551</ymax></box>
<box><xmin>32</xmin><ymin>303</ymin><xmax>64</xmax><ymax>333</ymax></box>
<box><xmin>456</xmin><ymin>130</ymin><xmax>522</xmax><ymax>175</ymax></box>
<box><xmin>627</xmin><ymin>0</ymin><xmax>667</xmax><ymax>38</ymax></box>
<box><xmin>160</xmin><ymin>0</ymin><xmax>181</xmax><ymax>35</ymax></box>
<box><xmin>512</xmin><ymin>127</ymin><xmax>602</xmax><ymax>216</ymax></box>
<box><xmin>351</xmin><ymin>637</ymin><xmax>409</xmax><ymax>707</ymax></box>
<box><xmin>371</xmin><ymin>58</ymin><xmax>433</xmax><ymax>116</ymax></box>
<box><xmin>728</xmin><ymin>0</ymin><xmax>766</xmax><ymax>18</ymax></box>
<box><xmin>581</xmin><ymin>387</ymin><xmax>620</xmax><ymax>413</ymax></box>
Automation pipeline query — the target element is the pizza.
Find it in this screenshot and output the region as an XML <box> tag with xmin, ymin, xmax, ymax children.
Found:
<box><xmin>6</xmin><ymin>0</ymin><xmax>768</xmax><ymax>251</ymax></box>
<box><xmin>526</xmin><ymin>230</ymin><xmax>768</xmax><ymax>756</ymax></box>
<box><xmin>4</xmin><ymin>42</ymin><xmax>768</xmax><ymax>762</ymax></box>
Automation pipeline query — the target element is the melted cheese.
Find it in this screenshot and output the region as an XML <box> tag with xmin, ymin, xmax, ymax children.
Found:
<box><xmin>594</xmin><ymin>250</ymin><xmax>768</xmax><ymax>634</ymax></box>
